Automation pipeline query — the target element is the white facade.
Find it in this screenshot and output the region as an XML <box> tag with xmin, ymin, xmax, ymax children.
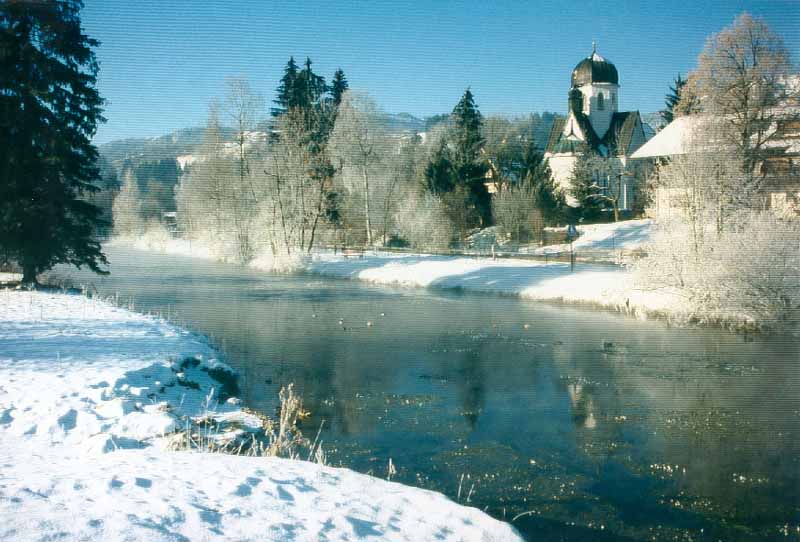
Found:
<box><xmin>577</xmin><ymin>81</ymin><xmax>618</xmax><ymax>138</ymax></box>
<box><xmin>544</xmin><ymin>48</ymin><xmax>650</xmax><ymax>211</ymax></box>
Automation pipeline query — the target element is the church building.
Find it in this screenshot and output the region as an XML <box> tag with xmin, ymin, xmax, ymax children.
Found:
<box><xmin>544</xmin><ymin>46</ymin><xmax>651</xmax><ymax>209</ymax></box>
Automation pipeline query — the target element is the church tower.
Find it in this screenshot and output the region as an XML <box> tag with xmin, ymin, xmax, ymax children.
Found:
<box><xmin>570</xmin><ymin>43</ymin><xmax>619</xmax><ymax>138</ymax></box>
<box><xmin>544</xmin><ymin>44</ymin><xmax>651</xmax><ymax>210</ymax></box>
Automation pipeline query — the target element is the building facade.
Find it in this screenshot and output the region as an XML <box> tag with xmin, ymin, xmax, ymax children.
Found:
<box><xmin>544</xmin><ymin>46</ymin><xmax>651</xmax><ymax>209</ymax></box>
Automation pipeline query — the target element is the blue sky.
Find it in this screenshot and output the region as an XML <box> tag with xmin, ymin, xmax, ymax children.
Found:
<box><xmin>83</xmin><ymin>0</ymin><xmax>800</xmax><ymax>144</ymax></box>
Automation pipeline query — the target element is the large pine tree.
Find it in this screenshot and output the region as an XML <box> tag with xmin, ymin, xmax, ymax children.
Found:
<box><xmin>450</xmin><ymin>89</ymin><xmax>490</xmax><ymax>227</ymax></box>
<box><xmin>272</xmin><ymin>56</ymin><xmax>299</xmax><ymax>117</ymax></box>
<box><xmin>0</xmin><ymin>0</ymin><xmax>108</xmax><ymax>285</ymax></box>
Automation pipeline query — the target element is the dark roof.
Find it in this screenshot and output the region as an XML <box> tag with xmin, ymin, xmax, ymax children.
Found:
<box><xmin>545</xmin><ymin>118</ymin><xmax>566</xmax><ymax>153</ymax></box>
<box><xmin>571</xmin><ymin>53</ymin><xmax>619</xmax><ymax>87</ymax></box>
<box><xmin>604</xmin><ymin>112</ymin><xmax>641</xmax><ymax>155</ymax></box>
<box><xmin>545</xmin><ymin>111</ymin><xmax>644</xmax><ymax>156</ymax></box>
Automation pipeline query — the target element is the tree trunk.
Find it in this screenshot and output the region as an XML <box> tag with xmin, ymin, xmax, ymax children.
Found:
<box><xmin>362</xmin><ymin>166</ymin><xmax>373</xmax><ymax>246</ymax></box>
<box><xmin>22</xmin><ymin>264</ymin><xmax>38</xmax><ymax>287</ymax></box>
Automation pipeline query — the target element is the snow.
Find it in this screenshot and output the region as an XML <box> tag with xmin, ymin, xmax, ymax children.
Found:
<box><xmin>529</xmin><ymin>219</ymin><xmax>653</xmax><ymax>256</ymax></box>
<box><xmin>309</xmin><ymin>251</ymin><xmax>681</xmax><ymax>321</ymax></box>
<box><xmin>109</xmin><ymin>234</ymin><xmax>215</xmax><ymax>260</ymax></box>
<box><xmin>630</xmin><ymin>115</ymin><xmax>702</xmax><ymax>158</ymax></box>
<box><xmin>0</xmin><ymin>272</ymin><xmax>21</xmax><ymax>284</ymax></box>
<box><xmin>0</xmin><ymin>290</ymin><xmax>522</xmax><ymax>542</ymax></box>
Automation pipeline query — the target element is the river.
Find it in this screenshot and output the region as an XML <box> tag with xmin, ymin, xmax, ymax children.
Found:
<box><xmin>62</xmin><ymin>246</ymin><xmax>800</xmax><ymax>542</ymax></box>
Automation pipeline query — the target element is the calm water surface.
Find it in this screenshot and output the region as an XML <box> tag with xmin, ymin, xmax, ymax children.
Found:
<box><xmin>64</xmin><ymin>247</ymin><xmax>800</xmax><ymax>542</ymax></box>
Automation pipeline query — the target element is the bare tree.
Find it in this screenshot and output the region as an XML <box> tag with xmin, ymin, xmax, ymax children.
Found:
<box><xmin>260</xmin><ymin>108</ymin><xmax>333</xmax><ymax>255</ymax></box>
<box><xmin>677</xmin><ymin>13</ymin><xmax>797</xmax><ymax>176</ymax></box>
<box><xmin>329</xmin><ymin>92</ymin><xmax>389</xmax><ymax>246</ymax></box>
<box><xmin>492</xmin><ymin>184</ymin><xmax>543</xmax><ymax>243</ymax></box>
<box><xmin>395</xmin><ymin>189</ymin><xmax>455</xmax><ymax>250</ymax></box>
<box><xmin>112</xmin><ymin>169</ymin><xmax>145</xmax><ymax>236</ymax></box>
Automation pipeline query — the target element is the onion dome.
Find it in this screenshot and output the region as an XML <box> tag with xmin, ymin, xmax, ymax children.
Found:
<box><xmin>571</xmin><ymin>46</ymin><xmax>619</xmax><ymax>87</ymax></box>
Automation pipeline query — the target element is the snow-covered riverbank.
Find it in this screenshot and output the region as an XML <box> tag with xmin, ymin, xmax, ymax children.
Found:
<box><xmin>106</xmin><ymin>227</ymin><xmax>771</xmax><ymax>329</ymax></box>
<box><xmin>0</xmin><ymin>289</ymin><xmax>522</xmax><ymax>542</ymax></box>
<box><xmin>309</xmin><ymin>252</ymin><xmax>682</xmax><ymax>321</ymax></box>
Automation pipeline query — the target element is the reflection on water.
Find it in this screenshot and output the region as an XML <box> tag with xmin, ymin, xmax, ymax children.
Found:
<box><xmin>64</xmin><ymin>247</ymin><xmax>800</xmax><ymax>542</ymax></box>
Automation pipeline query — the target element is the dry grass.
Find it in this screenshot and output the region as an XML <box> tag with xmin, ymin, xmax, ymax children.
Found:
<box><xmin>166</xmin><ymin>383</ymin><xmax>323</xmax><ymax>464</ymax></box>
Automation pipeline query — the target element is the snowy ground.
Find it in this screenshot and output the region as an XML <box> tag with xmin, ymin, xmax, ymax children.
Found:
<box><xmin>309</xmin><ymin>252</ymin><xmax>681</xmax><ymax>322</ymax></box>
<box><xmin>467</xmin><ymin>219</ymin><xmax>653</xmax><ymax>261</ymax></box>
<box><xmin>0</xmin><ymin>290</ymin><xmax>522</xmax><ymax>542</ymax></box>
<box><xmin>530</xmin><ymin>219</ymin><xmax>653</xmax><ymax>256</ymax></box>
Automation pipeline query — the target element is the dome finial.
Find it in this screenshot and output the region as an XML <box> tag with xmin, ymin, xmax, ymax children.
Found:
<box><xmin>592</xmin><ymin>41</ymin><xmax>597</xmax><ymax>55</ymax></box>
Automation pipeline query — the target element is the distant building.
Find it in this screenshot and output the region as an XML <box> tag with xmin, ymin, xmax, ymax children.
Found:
<box><xmin>544</xmin><ymin>45</ymin><xmax>651</xmax><ymax>209</ymax></box>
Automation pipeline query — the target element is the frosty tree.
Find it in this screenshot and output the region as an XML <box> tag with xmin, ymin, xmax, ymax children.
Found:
<box><xmin>329</xmin><ymin>92</ymin><xmax>389</xmax><ymax>246</ymax></box>
<box><xmin>0</xmin><ymin>0</ymin><xmax>108</xmax><ymax>285</ymax></box>
<box><xmin>677</xmin><ymin>13</ymin><xmax>797</xmax><ymax>175</ymax></box>
<box><xmin>112</xmin><ymin>170</ymin><xmax>145</xmax><ymax>237</ymax></box>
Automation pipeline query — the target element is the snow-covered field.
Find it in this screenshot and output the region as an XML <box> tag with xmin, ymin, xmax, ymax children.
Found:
<box><xmin>0</xmin><ymin>290</ymin><xmax>522</xmax><ymax>542</ymax></box>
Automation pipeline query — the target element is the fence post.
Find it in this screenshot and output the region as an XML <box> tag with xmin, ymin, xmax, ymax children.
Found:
<box><xmin>570</xmin><ymin>242</ymin><xmax>575</xmax><ymax>272</ymax></box>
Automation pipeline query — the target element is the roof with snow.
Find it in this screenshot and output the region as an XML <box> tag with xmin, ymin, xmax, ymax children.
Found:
<box><xmin>630</xmin><ymin>115</ymin><xmax>718</xmax><ymax>159</ymax></box>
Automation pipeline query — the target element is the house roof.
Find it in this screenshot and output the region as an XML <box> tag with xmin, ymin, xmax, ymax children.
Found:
<box><xmin>631</xmin><ymin>108</ymin><xmax>800</xmax><ymax>159</ymax></box>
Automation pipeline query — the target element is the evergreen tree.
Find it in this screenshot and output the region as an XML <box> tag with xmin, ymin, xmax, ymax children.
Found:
<box><xmin>521</xmin><ymin>142</ymin><xmax>564</xmax><ymax>224</ymax></box>
<box><xmin>296</xmin><ymin>57</ymin><xmax>327</xmax><ymax>110</ymax></box>
<box><xmin>272</xmin><ymin>56</ymin><xmax>299</xmax><ymax>117</ymax></box>
<box><xmin>450</xmin><ymin>89</ymin><xmax>490</xmax><ymax>227</ymax></box>
<box><xmin>568</xmin><ymin>146</ymin><xmax>607</xmax><ymax>221</ymax></box>
<box><xmin>422</xmin><ymin>139</ymin><xmax>454</xmax><ymax>194</ymax></box>
<box><xmin>331</xmin><ymin>68</ymin><xmax>349</xmax><ymax>107</ymax></box>
<box><xmin>661</xmin><ymin>74</ymin><xmax>686</xmax><ymax>124</ymax></box>
<box><xmin>0</xmin><ymin>0</ymin><xmax>108</xmax><ymax>285</ymax></box>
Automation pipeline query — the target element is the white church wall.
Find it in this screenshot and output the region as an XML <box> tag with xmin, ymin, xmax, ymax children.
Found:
<box><xmin>578</xmin><ymin>82</ymin><xmax>617</xmax><ymax>138</ymax></box>
<box><xmin>547</xmin><ymin>154</ymin><xmax>578</xmax><ymax>206</ymax></box>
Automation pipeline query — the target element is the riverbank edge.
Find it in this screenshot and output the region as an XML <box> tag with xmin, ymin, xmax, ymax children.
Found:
<box><xmin>103</xmin><ymin>236</ymin><xmax>766</xmax><ymax>333</ymax></box>
<box><xmin>0</xmin><ymin>288</ymin><xmax>524</xmax><ymax>542</ymax></box>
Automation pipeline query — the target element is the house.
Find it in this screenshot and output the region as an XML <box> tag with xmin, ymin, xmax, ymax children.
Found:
<box><xmin>544</xmin><ymin>45</ymin><xmax>651</xmax><ymax>210</ymax></box>
<box><xmin>631</xmin><ymin>108</ymin><xmax>800</xmax><ymax>217</ymax></box>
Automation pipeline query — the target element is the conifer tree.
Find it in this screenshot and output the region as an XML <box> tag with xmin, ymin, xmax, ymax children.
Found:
<box><xmin>272</xmin><ymin>56</ymin><xmax>299</xmax><ymax>117</ymax></box>
<box><xmin>521</xmin><ymin>142</ymin><xmax>565</xmax><ymax>224</ymax></box>
<box><xmin>568</xmin><ymin>146</ymin><xmax>607</xmax><ymax>221</ymax></box>
<box><xmin>296</xmin><ymin>57</ymin><xmax>327</xmax><ymax>110</ymax></box>
<box><xmin>422</xmin><ymin>139</ymin><xmax>454</xmax><ymax>194</ymax></box>
<box><xmin>450</xmin><ymin>89</ymin><xmax>490</xmax><ymax>228</ymax></box>
<box><xmin>0</xmin><ymin>0</ymin><xmax>108</xmax><ymax>285</ymax></box>
<box><xmin>331</xmin><ymin>69</ymin><xmax>349</xmax><ymax>107</ymax></box>
<box><xmin>661</xmin><ymin>74</ymin><xmax>686</xmax><ymax>124</ymax></box>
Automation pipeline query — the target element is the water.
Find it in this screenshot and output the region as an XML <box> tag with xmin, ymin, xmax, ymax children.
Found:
<box><xmin>63</xmin><ymin>247</ymin><xmax>800</xmax><ymax>541</ymax></box>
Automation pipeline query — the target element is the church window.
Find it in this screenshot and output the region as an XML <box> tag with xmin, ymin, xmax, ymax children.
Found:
<box><xmin>597</xmin><ymin>92</ymin><xmax>605</xmax><ymax>110</ymax></box>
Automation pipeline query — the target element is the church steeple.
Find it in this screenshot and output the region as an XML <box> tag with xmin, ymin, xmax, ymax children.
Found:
<box><xmin>569</xmin><ymin>46</ymin><xmax>619</xmax><ymax>137</ymax></box>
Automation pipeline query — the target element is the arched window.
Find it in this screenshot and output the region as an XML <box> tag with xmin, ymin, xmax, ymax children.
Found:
<box><xmin>597</xmin><ymin>92</ymin><xmax>605</xmax><ymax>110</ymax></box>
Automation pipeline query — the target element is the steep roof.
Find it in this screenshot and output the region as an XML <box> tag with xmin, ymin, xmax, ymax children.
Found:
<box><xmin>545</xmin><ymin>111</ymin><xmax>645</xmax><ymax>157</ymax></box>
